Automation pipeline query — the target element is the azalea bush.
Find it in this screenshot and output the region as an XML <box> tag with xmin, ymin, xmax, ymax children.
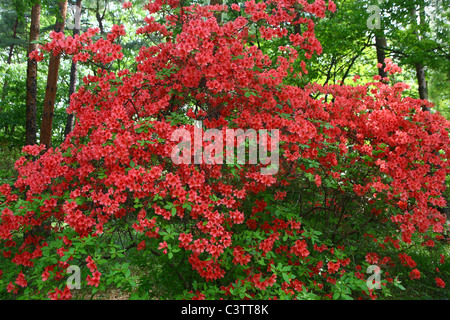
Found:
<box><xmin>0</xmin><ymin>0</ymin><xmax>449</xmax><ymax>300</ymax></box>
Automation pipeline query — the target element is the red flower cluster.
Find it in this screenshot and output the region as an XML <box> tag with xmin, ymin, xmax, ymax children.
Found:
<box><xmin>398</xmin><ymin>253</ymin><xmax>417</xmax><ymax>268</ymax></box>
<box><xmin>48</xmin><ymin>286</ymin><xmax>72</xmax><ymax>300</ymax></box>
<box><xmin>435</xmin><ymin>277</ymin><xmax>445</xmax><ymax>288</ymax></box>
<box><xmin>290</xmin><ymin>239</ymin><xmax>310</xmax><ymax>258</ymax></box>
<box><xmin>409</xmin><ymin>269</ymin><xmax>421</xmax><ymax>280</ymax></box>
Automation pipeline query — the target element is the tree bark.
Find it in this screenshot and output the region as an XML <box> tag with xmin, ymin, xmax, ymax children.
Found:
<box><xmin>40</xmin><ymin>0</ymin><xmax>68</xmax><ymax>148</ymax></box>
<box><xmin>64</xmin><ymin>0</ymin><xmax>82</xmax><ymax>138</ymax></box>
<box><xmin>375</xmin><ymin>34</ymin><xmax>388</xmax><ymax>80</ymax></box>
<box><xmin>25</xmin><ymin>1</ymin><xmax>41</xmax><ymax>146</ymax></box>
<box><xmin>415</xmin><ymin>62</ymin><xmax>428</xmax><ymax>101</ymax></box>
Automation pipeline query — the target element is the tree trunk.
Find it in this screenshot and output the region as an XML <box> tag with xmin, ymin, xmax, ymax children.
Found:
<box><xmin>375</xmin><ymin>34</ymin><xmax>388</xmax><ymax>80</ymax></box>
<box><xmin>10</xmin><ymin>125</ymin><xmax>16</xmax><ymax>138</ymax></box>
<box><xmin>95</xmin><ymin>0</ymin><xmax>107</xmax><ymax>35</ymax></box>
<box><xmin>415</xmin><ymin>62</ymin><xmax>428</xmax><ymax>101</ymax></box>
<box><xmin>0</xmin><ymin>17</ymin><xmax>19</xmax><ymax>106</ymax></box>
<box><xmin>40</xmin><ymin>0</ymin><xmax>68</xmax><ymax>148</ymax></box>
<box><xmin>412</xmin><ymin>5</ymin><xmax>429</xmax><ymax>109</ymax></box>
<box><xmin>25</xmin><ymin>1</ymin><xmax>41</xmax><ymax>146</ymax></box>
<box><xmin>64</xmin><ymin>0</ymin><xmax>82</xmax><ymax>138</ymax></box>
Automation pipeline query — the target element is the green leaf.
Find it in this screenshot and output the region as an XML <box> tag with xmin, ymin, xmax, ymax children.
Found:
<box><xmin>164</xmin><ymin>203</ymin><xmax>173</xmax><ymax>210</ymax></box>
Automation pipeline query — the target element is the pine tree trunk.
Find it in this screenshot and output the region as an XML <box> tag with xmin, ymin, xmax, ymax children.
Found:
<box><xmin>40</xmin><ymin>0</ymin><xmax>68</xmax><ymax>148</ymax></box>
<box><xmin>25</xmin><ymin>1</ymin><xmax>41</xmax><ymax>146</ymax></box>
<box><xmin>64</xmin><ymin>0</ymin><xmax>82</xmax><ymax>138</ymax></box>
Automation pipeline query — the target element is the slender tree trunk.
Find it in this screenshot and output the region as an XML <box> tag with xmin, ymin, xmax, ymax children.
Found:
<box><xmin>95</xmin><ymin>12</ymin><xmax>104</xmax><ymax>34</ymax></box>
<box><xmin>375</xmin><ymin>34</ymin><xmax>388</xmax><ymax>80</ymax></box>
<box><xmin>25</xmin><ymin>1</ymin><xmax>41</xmax><ymax>146</ymax></box>
<box><xmin>40</xmin><ymin>0</ymin><xmax>68</xmax><ymax>148</ymax></box>
<box><xmin>64</xmin><ymin>0</ymin><xmax>82</xmax><ymax>138</ymax></box>
<box><xmin>0</xmin><ymin>17</ymin><xmax>19</xmax><ymax>106</ymax></box>
<box><xmin>6</xmin><ymin>17</ymin><xmax>18</xmax><ymax>64</ymax></box>
<box><xmin>412</xmin><ymin>5</ymin><xmax>428</xmax><ymax>109</ymax></box>
<box><xmin>95</xmin><ymin>0</ymin><xmax>107</xmax><ymax>34</ymax></box>
<box><xmin>415</xmin><ymin>62</ymin><xmax>428</xmax><ymax>100</ymax></box>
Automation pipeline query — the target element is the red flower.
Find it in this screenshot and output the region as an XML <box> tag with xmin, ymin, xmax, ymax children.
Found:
<box><xmin>158</xmin><ymin>241</ymin><xmax>168</xmax><ymax>254</ymax></box>
<box><xmin>42</xmin><ymin>270</ymin><xmax>51</xmax><ymax>281</ymax></box>
<box><xmin>398</xmin><ymin>253</ymin><xmax>417</xmax><ymax>268</ymax></box>
<box><xmin>327</xmin><ymin>1</ymin><xmax>336</xmax><ymax>13</ymax></box>
<box><xmin>7</xmin><ymin>282</ymin><xmax>18</xmax><ymax>294</ymax></box>
<box><xmin>28</xmin><ymin>49</ymin><xmax>44</xmax><ymax>62</ymax></box>
<box><xmin>232</xmin><ymin>246</ymin><xmax>251</xmax><ymax>266</ymax></box>
<box><xmin>86</xmin><ymin>256</ymin><xmax>97</xmax><ymax>272</ymax></box>
<box><xmin>15</xmin><ymin>271</ymin><xmax>27</xmax><ymax>288</ymax></box>
<box><xmin>291</xmin><ymin>240</ymin><xmax>309</xmax><ymax>258</ymax></box>
<box><xmin>48</xmin><ymin>286</ymin><xmax>72</xmax><ymax>300</ymax></box>
<box><xmin>178</xmin><ymin>233</ymin><xmax>193</xmax><ymax>248</ymax></box>
<box><xmin>231</xmin><ymin>3</ymin><xmax>240</xmax><ymax>11</ymax></box>
<box><xmin>137</xmin><ymin>240</ymin><xmax>146</xmax><ymax>251</ymax></box>
<box><xmin>314</xmin><ymin>174</ymin><xmax>322</xmax><ymax>187</ymax></box>
<box><xmin>327</xmin><ymin>261</ymin><xmax>340</xmax><ymax>274</ymax></box>
<box><xmin>86</xmin><ymin>271</ymin><xmax>102</xmax><ymax>287</ymax></box>
<box><xmin>435</xmin><ymin>277</ymin><xmax>445</xmax><ymax>288</ymax></box>
<box><xmin>409</xmin><ymin>269</ymin><xmax>420</xmax><ymax>280</ymax></box>
<box><xmin>365</xmin><ymin>252</ymin><xmax>379</xmax><ymax>264</ymax></box>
